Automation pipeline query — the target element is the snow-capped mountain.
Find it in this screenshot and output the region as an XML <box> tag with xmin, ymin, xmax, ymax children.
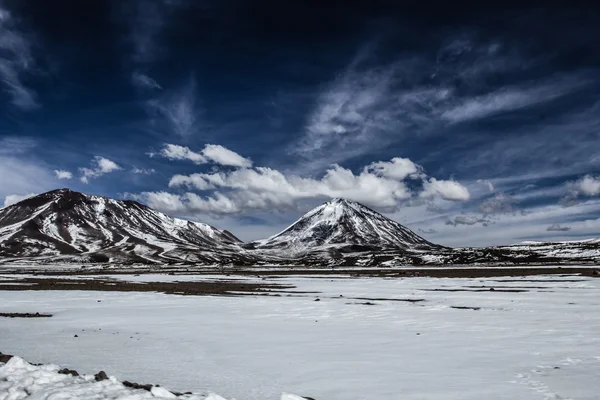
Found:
<box><xmin>247</xmin><ymin>198</ymin><xmax>442</xmax><ymax>257</ymax></box>
<box><xmin>0</xmin><ymin>189</ymin><xmax>248</xmax><ymax>263</ymax></box>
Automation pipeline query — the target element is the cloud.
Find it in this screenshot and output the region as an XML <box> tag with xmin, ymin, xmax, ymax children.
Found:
<box><xmin>54</xmin><ymin>170</ymin><xmax>73</xmax><ymax>180</ymax></box>
<box><xmin>569</xmin><ymin>175</ymin><xmax>600</xmax><ymax>197</ymax></box>
<box><xmin>418</xmin><ymin>228</ymin><xmax>437</xmax><ymax>234</ymax></box>
<box><xmin>561</xmin><ymin>175</ymin><xmax>600</xmax><ymax>206</ymax></box>
<box><xmin>3</xmin><ymin>192</ymin><xmax>35</xmax><ymax>207</ymax></box>
<box><xmin>546</xmin><ymin>223</ymin><xmax>571</xmax><ymax>232</ymax></box>
<box><xmin>0</xmin><ymin>4</ymin><xmax>39</xmax><ymax>110</ymax></box>
<box><xmin>479</xmin><ymin>193</ymin><xmax>516</xmax><ymax>214</ymax></box>
<box><xmin>132</xmin><ymin>167</ymin><xmax>155</xmax><ymax>175</ymax></box>
<box><xmin>420</xmin><ymin>178</ymin><xmax>470</xmax><ymax>201</ymax></box>
<box><xmin>201</xmin><ymin>144</ymin><xmax>253</xmax><ymax>168</ymax></box>
<box><xmin>477</xmin><ymin>179</ymin><xmax>494</xmax><ymax>192</ymax></box>
<box><xmin>139</xmin><ymin>155</ymin><xmax>471</xmax><ymax>216</ymax></box>
<box><xmin>79</xmin><ymin>157</ymin><xmax>122</xmax><ymax>183</ymax></box>
<box><xmin>131</xmin><ymin>71</ymin><xmax>161</xmax><ymax>90</ymax></box>
<box><xmin>364</xmin><ymin>157</ymin><xmax>423</xmax><ymax>180</ymax></box>
<box><xmin>146</xmin><ymin>76</ymin><xmax>198</xmax><ymax>137</ymax></box>
<box><xmin>154</xmin><ymin>143</ymin><xmax>252</xmax><ymax>167</ymax></box>
<box><xmin>124</xmin><ymin>0</ymin><xmax>184</xmax><ymax>63</ymax></box>
<box><xmin>439</xmin><ymin>78</ymin><xmax>582</xmax><ymax>123</ymax></box>
<box><xmin>445</xmin><ymin>215</ymin><xmax>491</xmax><ymax>227</ymax></box>
<box><xmin>291</xmin><ymin>37</ymin><xmax>585</xmax><ymax>171</ymax></box>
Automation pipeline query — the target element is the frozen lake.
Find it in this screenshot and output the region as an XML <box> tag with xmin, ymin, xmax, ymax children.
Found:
<box><xmin>1</xmin><ymin>272</ymin><xmax>599</xmax><ymax>400</ymax></box>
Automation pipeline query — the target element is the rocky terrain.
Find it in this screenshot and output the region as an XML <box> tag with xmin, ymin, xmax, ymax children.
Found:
<box><xmin>0</xmin><ymin>189</ymin><xmax>598</xmax><ymax>267</ymax></box>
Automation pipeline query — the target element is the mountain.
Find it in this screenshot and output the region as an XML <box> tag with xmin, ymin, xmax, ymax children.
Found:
<box><xmin>0</xmin><ymin>189</ymin><xmax>249</xmax><ymax>264</ymax></box>
<box><xmin>247</xmin><ymin>198</ymin><xmax>442</xmax><ymax>258</ymax></box>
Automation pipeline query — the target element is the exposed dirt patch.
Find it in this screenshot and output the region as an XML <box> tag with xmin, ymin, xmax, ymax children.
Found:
<box><xmin>0</xmin><ymin>277</ymin><xmax>293</xmax><ymax>296</ymax></box>
<box><xmin>0</xmin><ymin>312</ymin><xmax>52</xmax><ymax>318</ymax></box>
<box><xmin>8</xmin><ymin>266</ymin><xmax>599</xmax><ymax>279</ymax></box>
<box><xmin>420</xmin><ymin>288</ymin><xmax>529</xmax><ymax>293</ymax></box>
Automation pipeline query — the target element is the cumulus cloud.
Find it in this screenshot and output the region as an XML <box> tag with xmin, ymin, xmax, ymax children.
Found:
<box><xmin>0</xmin><ymin>5</ymin><xmax>39</xmax><ymax>110</ymax></box>
<box><xmin>420</xmin><ymin>178</ymin><xmax>470</xmax><ymax>201</ymax></box>
<box><xmin>479</xmin><ymin>193</ymin><xmax>516</xmax><ymax>214</ymax></box>
<box><xmin>445</xmin><ymin>215</ymin><xmax>491</xmax><ymax>227</ymax></box>
<box><xmin>569</xmin><ymin>175</ymin><xmax>600</xmax><ymax>197</ymax></box>
<box><xmin>54</xmin><ymin>170</ymin><xmax>73</xmax><ymax>180</ymax></box>
<box><xmin>546</xmin><ymin>224</ymin><xmax>571</xmax><ymax>232</ymax></box>
<box><xmin>79</xmin><ymin>157</ymin><xmax>122</xmax><ymax>183</ymax></box>
<box><xmin>132</xmin><ymin>167</ymin><xmax>155</xmax><ymax>175</ymax></box>
<box><xmin>561</xmin><ymin>175</ymin><xmax>600</xmax><ymax>206</ymax></box>
<box><xmin>154</xmin><ymin>143</ymin><xmax>252</xmax><ymax>168</ymax></box>
<box><xmin>201</xmin><ymin>144</ymin><xmax>253</xmax><ymax>168</ymax></box>
<box><xmin>3</xmin><ymin>192</ymin><xmax>35</xmax><ymax>207</ymax></box>
<box><xmin>136</xmin><ymin>155</ymin><xmax>471</xmax><ymax>216</ymax></box>
<box><xmin>131</xmin><ymin>71</ymin><xmax>161</xmax><ymax>90</ymax></box>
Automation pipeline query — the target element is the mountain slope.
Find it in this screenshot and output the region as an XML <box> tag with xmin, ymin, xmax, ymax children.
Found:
<box><xmin>248</xmin><ymin>198</ymin><xmax>442</xmax><ymax>257</ymax></box>
<box><xmin>0</xmin><ymin>189</ymin><xmax>246</xmax><ymax>263</ymax></box>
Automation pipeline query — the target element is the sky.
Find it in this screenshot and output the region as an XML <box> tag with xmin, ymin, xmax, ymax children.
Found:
<box><xmin>1</xmin><ymin>0</ymin><xmax>600</xmax><ymax>247</ymax></box>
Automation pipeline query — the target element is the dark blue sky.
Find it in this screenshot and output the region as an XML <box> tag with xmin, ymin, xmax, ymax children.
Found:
<box><xmin>1</xmin><ymin>0</ymin><xmax>600</xmax><ymax>246</ymax></box>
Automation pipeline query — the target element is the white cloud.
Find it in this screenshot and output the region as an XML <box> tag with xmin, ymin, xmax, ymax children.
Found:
<box><xmin>155</xmin><ymin>143</ymin><xmax>252</xmax><ymax>167</ymax></box>
<box><xmin>54</xmin><ymin>170</ymin><xmax>73</xmax><ymax>180</ymax></box>
<box><xmin>131</xmin><ymin>71</ymin><xmax>161</xmax><ymax>90</ymax></box>
<box><xmin>156</xmin><ymin>144</ymin><xmax>206</xmax><ymax>164</ymax></box>
<box><xmin>3</xmin><ymin>192</ymin><xmax>35</xmax><ymax>207</ymax></box>
<box><xmin>0</xmin><ymin>5</ymin><xmax>38</xmax><ymax>110</ymax></box>
<box><xmin>364</xmin><ymin>157</ymin><xmax>422</xmax><ymax>180</ymax></box>
<box><xmin>79</xmin><ymin>156</ymin><xmax>122</xmax><ymax>183</ymax></box>
<box><xmin>570</xmin><ymin>175</ymin><xmax>600</xmax><ymax>197</ymax></box>
<box><xmin>132</xmin><ymin>167</ymin><xmax>155</xmax><ymax>175</ymax></box>
<box><xmin>420</xmin><ymin>178</ymin><xmax>471</xmax><ymax>201</ymax></box>
<box><xmin>141</xmin><ymin>156</ymin><xmax>471</xmax><ymax>216</ymax></box>
<box><xmin>201</xmin><ymin>144</ymin><xmax>253</xmax><ymax>168</ymax></box>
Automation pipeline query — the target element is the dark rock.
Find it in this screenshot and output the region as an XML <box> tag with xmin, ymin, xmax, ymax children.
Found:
<box><xmin>74</xmin><ymin>335</ymin><xmax>78</xmax><ymax>338</ymax></box>
<box><xmin>95</xmin><ymin>371</ymin><xmax>109</xmax><ymax>381</ymax></box>
<box><xmin>314</xmin><ymin>298</ymin><xmax>320</xmax><ymax>302</ymax></box>
<box><xmin>58</xmin><ymin>368</ymin><xmax>80</xmax><ymax>376</ymax></box>
<box><xmin>122</xmin><ymin>380</ymin><xmax>153</xmax><ymax>391</ymax></box>
<box><xmin>0</xmin><ymin>353</ymin><xmax>13</xmax><ymax>363</ymax></box>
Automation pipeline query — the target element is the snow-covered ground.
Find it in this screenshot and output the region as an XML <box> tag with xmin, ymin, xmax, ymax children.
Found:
<box><xmin>1</xmin><ymin>272</ymin><xmax>599</xmax><ymax>400</ymax></box>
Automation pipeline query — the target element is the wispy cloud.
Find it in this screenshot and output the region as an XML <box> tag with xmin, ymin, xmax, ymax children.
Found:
<box><xmin>479</xmin><ymin>193</ymin><xmax>516</xmax><ymax>215</ymax></box>
<box><xmin>131</xmin><ymin>71</ymin><xmax>161</xmax><ymax>90</ymax></box>
<box><xmin>146</xmin><ymin>76</ymin><xmax>199</xmax><ymax>137</ymax></box>
<box><xmin>445</xmin><ymin>215</ymin><xmax>491</xmax><ymax>227</ymax></box>
<box><xmin>291</xmin><ymin>36</ymin><xmax>589</xmax><ymax>173</ymax></box>
<box><xmin>547</xmin><ymin>223</ymin><xmax>571</xmax><ymax>232</ymax></box>
<box><xmin>0</xmin><ymin>4</ymin><xmax>39</xmax><ymax>110</ymax></box>
<box><xmin>125</xmin><ymin>0</ymin><xmax>184</xmax><ymax>63</ymax></box>
<box><xmin>79</xmin><ymin>156</ymin><xmax>122</xmax><ymax>183</ymax></box>
<box><xmin>132</xmin><ymin>167</ymin><xmax>155</xmax><ymax>175</ymax></box>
